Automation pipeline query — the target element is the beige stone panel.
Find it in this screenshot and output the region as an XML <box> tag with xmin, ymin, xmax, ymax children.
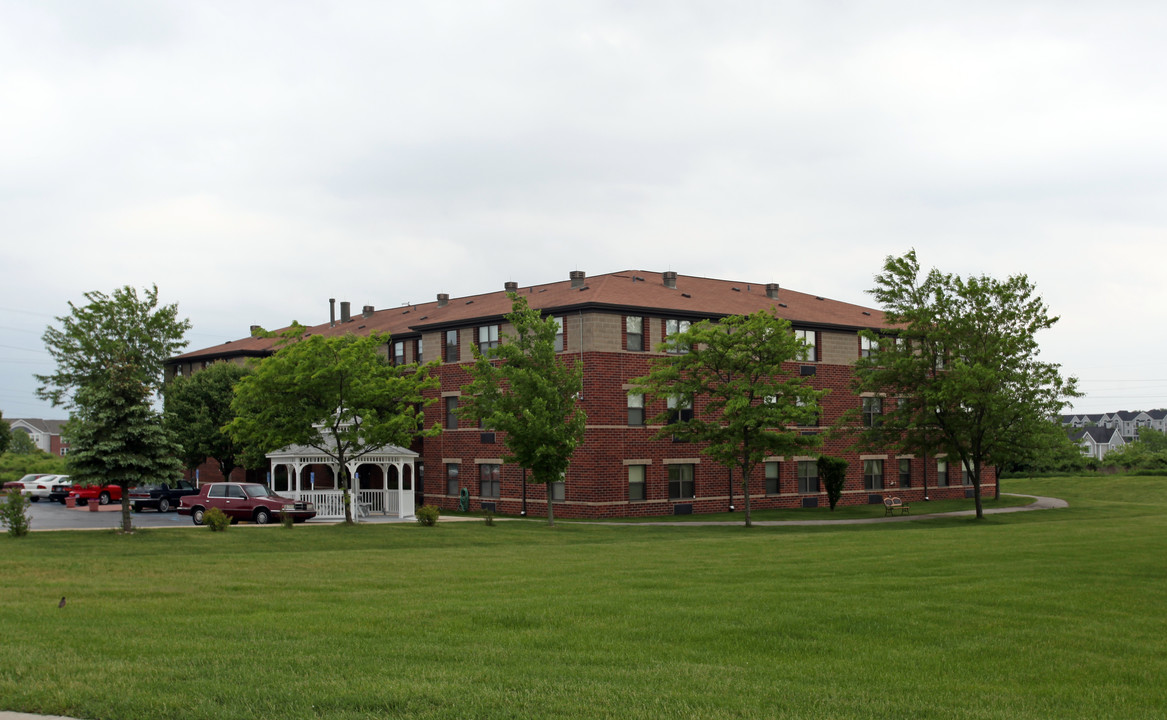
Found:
<box><xmin>821</xmin><ymin>330</ymin><xmax>858</xmax><ymax>366</ymax></box>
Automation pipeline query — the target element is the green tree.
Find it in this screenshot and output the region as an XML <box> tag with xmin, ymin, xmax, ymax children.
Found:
<box><xmin>36</xmin><ymin>285</ymin><xmax>190</xmax><ymax>533</ymax></box>
<box><xmin>630</xmin><ymin>311</ymin><xmax>825</xmax><ymax>527</ymax></box>
<box><xmin>1136</xmin><ymin>426</ymin><xmax>1167</xmax><ymax>452</ymax></box>
<box><xmin>227</xmin><ymin>327</ymin><xmax>439</xmax><ymax>524</ymax></box>
<box><xmin>458</xmin><ymin>295</ymin><xmax>586</xmax><ymax>527</ymax></box>
<box><xmin>7</xmin><ymin>431</ymin><xmax>38</xmax><ymax>455</ymax></box>
<box><xmin>852</xmin><ymin>251</ymin><xmax>1080</xmax><ymax>519</ymax></box>
<box><xmin>164</xmin><ymin>361</ymin><xmax>253</xmax><ymax>481</ymax></box>
<box><xmin>0</xmin><ymin>411</ymin><xmax>9</xmax><ymax>455</ymax></box>
<box><xmin>818</xmin><ymin>456</ymin><xmax>849</xmax><ymax>511</ymax></box>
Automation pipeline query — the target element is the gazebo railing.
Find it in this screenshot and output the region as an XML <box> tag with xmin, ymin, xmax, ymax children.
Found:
<box><xmin>277</xmin><ymin>489</ymin><xmax>411</xmax><ymax>520</ymax></box>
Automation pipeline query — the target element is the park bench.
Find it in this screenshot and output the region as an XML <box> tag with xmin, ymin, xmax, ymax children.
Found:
<box><xmin>883</xmin><ymin>497</ymin><xmax>911</xmax><ymax>516</ymax></box>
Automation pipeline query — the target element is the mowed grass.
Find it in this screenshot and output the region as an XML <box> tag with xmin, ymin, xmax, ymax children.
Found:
<box><xmin>0</xmin><ymin>477</ymin><xmax>1164</xmax><ymax>720</ymax></box>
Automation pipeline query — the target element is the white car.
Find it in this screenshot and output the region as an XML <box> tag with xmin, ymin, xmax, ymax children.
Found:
<box><xmin>3</xmin><ymin>474</ymin><xmax>49</xmax><ymax>497</ymax></box>
<box><xmin>27</xmin><ymin>474</ymin><xmax>66</xmax><ymax>502</ymax></box>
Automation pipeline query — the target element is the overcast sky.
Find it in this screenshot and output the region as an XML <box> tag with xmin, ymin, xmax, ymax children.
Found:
<box><xmin>2</xmin><ymin>0</ymin><xmax>1165</xmax><ymax>419</ymax></box>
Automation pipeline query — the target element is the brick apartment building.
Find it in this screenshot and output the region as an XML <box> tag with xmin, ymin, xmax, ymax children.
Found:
<box><xmin>167</xmin><ymin>269</ymin><xmax>994</xmax><ymax>518</ymax></box>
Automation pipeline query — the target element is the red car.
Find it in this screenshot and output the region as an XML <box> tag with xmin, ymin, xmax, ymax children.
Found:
<box><xmin>178</xmin><ymin>483</ymin><xmax>316</xmax><ymax>525</ymax></box>
<box><xmin>68</xmin><ymin>484</ymin><xmax>123</xmax><ymax>507</ymax></box>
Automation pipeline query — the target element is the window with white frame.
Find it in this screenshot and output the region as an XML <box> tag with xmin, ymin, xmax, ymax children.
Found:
<box><xmin>554</xmin><ymin>317</ymin><xmax>565</xmax><ymax>352</ymax></box>
<box><xmin>860</xmin><ymin>335</ymin><xmax>879</xmax><ymax>358</ymax></box>
<box><xmin>667</xmin><ymin>395</ymin><xmax>693</xmax><ymax>424</ymax></box>
<box><xmin>937</xmin><ymin>459</ymin><xmax>948</xmax><ymax>487</ymax></box>
<box><xmin>550</xmin><ymin>472</ymin><xmax>565</xmax><ymax>501</ymax></box>
<box><xmin>445</xmin><ymin>396</ymin><xmax>458</xmax><ymax>430</ymax></box>
<box><xmin>444</xmin><ymin>330</ymin><xmax>459</xmax><ymax>363</ymax></box>
<box><xmin>446</xmin><ymin>463</ymin><xmax>460</xmax><ymax>495</ymax></box>
<box><xmin>393</xmin><ymin>340</ymin><xmax>405</xmax><ymax>365</ymax></box>
<box><xmin>898</xmin><ymin>458</ymin><xmax>911</xmax><ymax>487</ymax></box>
<box><xmin>863</xmin><ymin>459</ymin><xmax>884</xmax><ymax>490</ymax></box>
<box><xmin>416</xmin><ymin>337</ymin><xmax>424</xmax><ymax>363</ymax></box>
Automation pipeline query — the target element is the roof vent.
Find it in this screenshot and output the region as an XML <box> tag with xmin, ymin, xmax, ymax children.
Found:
<box><xmin>570</xmin><ymin>270</ymin><xmax>586</xmax><ymax>288</ymax></box>
<box><xmin>663</xmin><ymin>271</ymin><xmax>678</xmax><ymax>289</ymax></box>
<box><xmin>505</xmin><ymin>281</ymin><xmax>518</xmax><ymax>293</ymax></box>
<box><xmin>681</xmin><ymin>293</ymin><xmax>691</xmax><ymax>298</ymax></box>
<box><xmin>437</xmin><ymin>293</ymin><xmax>449</xmax><ymax>307</ymax></box>
<box><xmin>329</xmin><ymin>298</ymin><xmax>336</xmax><ymax>327</ymax></box>
<box><xmin>362</xmin><ymin>305</ymin><xmax>375</xmax><ymax>318</ymax></box>
<box><xmin>766</xmin><ymin>283</ymin><xmax>780</xmax><ymax>299</ymax></box>
<box><xmin>340</xmin><ymin>301</ymin><xmax>351</xmax><ymax>323</ymax></box>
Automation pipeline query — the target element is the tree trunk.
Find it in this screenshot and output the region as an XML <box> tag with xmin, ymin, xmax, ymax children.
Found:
<box><xmin>547</xmin><ymin>483</ymin><xmax>555</xmax><ymax>527</ymax></box>
<box><xmin>973</xmin><ymin>471</ymin><xmax>984</xmax><ymax>520</ymax></box>
<box><xmin>120</xmin><ymin>490</ymin><xmax>132</xmax><ymax>534</ymax></box>
<box><xmin>342</xmin><ymin>467</ymin><xmax>353</xmax><ymax>524</ymax></box>
<box><xmin>741</xmin><ymin>462</ymin><xmax>752</xmax><ymax>528</ymax></box>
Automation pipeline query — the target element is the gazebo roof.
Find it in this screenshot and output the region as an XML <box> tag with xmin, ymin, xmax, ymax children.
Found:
<box><xmin>266</xmin><ymin>443</ymin><xmax>418</xmax><ymax>463</ymax></box>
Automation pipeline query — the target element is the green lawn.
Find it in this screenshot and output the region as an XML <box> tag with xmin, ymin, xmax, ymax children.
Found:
<box><xmin>1</xmin><ymin>476</ymin><xmax>1164</xmax><ymax>719</ymax></box>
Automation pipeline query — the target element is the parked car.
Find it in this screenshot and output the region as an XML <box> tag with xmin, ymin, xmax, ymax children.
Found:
<box><xmin>48</xmin><ymin>476</ymin><xmax>73</xmax><ymax>504</ymax></box>
<box><xmin>68</xmin><ymin>484</ymin><xmax>123</xmax><ymax>506</ymax></box>
<box><xmin>26</xmin><ymin>474</ymin><xmax>69</xmax><ymax>502</ymax></box>
<box><xmin>3</xmin><ymin>473</ymin><xmax>48</xmax><ymax>494</ymax></box>
<box><xmin>178</xmin><ymin>483</ymin><xmax>316</xmax><ymax>525</ymax></box>
<box><xmin>129</xmin><ymin>480</ymin><xmax>199</xmax><ymax>513</ymax></box>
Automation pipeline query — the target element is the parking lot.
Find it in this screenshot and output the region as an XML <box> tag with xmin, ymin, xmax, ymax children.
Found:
<box><xmin>25</xmin><ymin>499</ymin><xmax>208</xmax><ymax>531</ymax></box>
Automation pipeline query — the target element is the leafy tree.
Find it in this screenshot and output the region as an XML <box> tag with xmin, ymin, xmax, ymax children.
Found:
<box><xmin>0</xmin><ymin>411</ymin><xmax>9</xmax><ymax>455</ymax></box>
<box><xmin>458</xmin><ymin>294</ymin><xmax>586</xmax><ymax>527</ymax></box>
<box><xmin>8</xmin><ymin>431</ymin><xmax>37</xmax><ymax>455</ymax></box>
<box><xmin>818</xmin><ymin>456</ymin><xmax>849</xmax><ymax>511</ymax></box>
<box><xmin>164</xmin><ymin>361</ymin><xmax>253</xmax><ymax>481</ymax></box>
<box><xmin>851</xmin><ymin>251</ymin><xmax>1080</xmax><ymax>519</ymax></box>
<box><xmin>1136</xmin><ymin>427</ymin><xmax>1167</xmax><ymax>452</ymax></box>
<box><xmin>630</xmin><ymin>311</ymin><xmax>825</xmax><ymax>527</ymax></box>
<box><xmin>227</xmin><ymin>327</ymin><xmax>439</xmax><ymax>524</ymax></box>
<box><xmin>36</xmin><ymin>285</ymin><xmax>190</xmax><ymax>533</ymax></box>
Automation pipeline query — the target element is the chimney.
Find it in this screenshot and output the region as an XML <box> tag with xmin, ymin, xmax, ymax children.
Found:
<box><xmin>504</xmin><ymin>281</ymin><xmax>518</xmax><ymax>293</ymax></box>
<box><xmin>250</xmin><ymin>325</ymin><xmax>261</xmax><ymax>335</ymax></box>
<box><xmin>766</xmin><ymin>283</ymin><xmax>780</xmax><ymax>299</ymax></box>
<box><xmin>329</xmin><ymin>298</ymin><xmax>336</xmax><ymax>327</ymax></box>
<box><xmin>362</xmin><ymin>305</ymin><xmax>375</xmax><ymax>318</ymax></box>
<box><xmin>570</xmin><ymin>270</ymin><xmax>586</xmax><ymax>288</ymax></box>
<box><xmin>340</xmin><ymin>301</ymin><xmax>351</xmax><ymax>323</ymax></box>
<box><xmin>437</xmin><ymin>293</ymin><xmax>449</xmax><ymax>307</ymax></box>
<box><xmin>663</xmin><ymin>271</ymin><xmax>678</xmax><ymax>289</ymax></box>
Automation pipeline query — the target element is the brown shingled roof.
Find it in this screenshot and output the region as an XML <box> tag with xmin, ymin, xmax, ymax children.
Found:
<box><xmin>171</xmin><ymin>270</ymin><xmax>887</xmax><ymax>362</ymax></box>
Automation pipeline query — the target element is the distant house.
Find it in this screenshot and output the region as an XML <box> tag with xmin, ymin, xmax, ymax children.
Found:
<box><xmin>5</xmin><ymin>418</ymin><xmax>70</xmax><ymax>455</ymax></box>
<box><xmin>1060</xmin><ymin>410</ymin><xmax>1167</xmax><ymax>441</ymax></box>
<box><xmin>1069</xmin><ymin>426</ymin><xmax>1125</xmax><ymax>460</ymax></box>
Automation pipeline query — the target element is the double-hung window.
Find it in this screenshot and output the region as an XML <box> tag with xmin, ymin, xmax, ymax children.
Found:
<box><xmin>445</xmin><ymin>396</ymin><xmax>458</xmax><ymax>430</ymax></box>
<box><xmin>444</xmin><ymin>330</ymin><xmax>459</xmax><ymax>363</ymax></box>
<box><xmin>628</xmin><ymin>465</ymin><xmax>646</xmax><ymax>501</ymax></box>
<box><xmin>550</xmin><ymin>472</ymin><xmax>565</xmax><ymax>502</ymax></box>
<box><xmin>627</xmin><ymin>394</ymin><xmax>645</xmax><ymax>427</ymax></box>
<box><xmin>626</xmin><ymin>316</ymin><xmax>644</xmax><ymax>351</ymax></box>
<box><xmin>860</xmin><ymin>336</ymin><xmax>879</xmax><ymax>358</ymax></box>
<box><xmin>393</xmin><ymin>341</ymin><xmax>405</xmax><ymax>366</ymax></box>
<box><xmin>863</xmin><ymin>459</ymin><xmax>884</xmax><ymax>490</ymax></box>
<box><xmin>667</xmin><ymin>395</ymin><xmax>693</xmax><ymax>424</ymax></box>
<box><xmin>797</xmin><ymin>461</ymin><xmax>819</xmax><ymax>493</ymax></box>
<box><xmin>416</xmin><ymin>338</ymin><xmax>424</xmax><ymax>363</ymax></box>
<box><xmin>665</xmin><ymin>319</ymin><xmax>691</xmax><ymax>353</ymax></box>
<box><xmin>794</xmin><ymin>329</ymin><xmax>816</xmax><ymax>362</ymax></box>
<box><xmin>480</xmin><ymin>464</ymin><xmax>500</xmax><ymax>499</ymax></box>
<box><xmin>478</xmin><ymin>325</ymin><xmax>500</xmax><ymax>353</ymax></box>
<box><xmin>554</xmin><ymin>317</ymin><xmax>565</xmax><ymax>352</ymax></box>
<box><xmin>898</xmin><ymin>458</ymin><xmax>911</xmax><ymax>487</ymax></box>
<box><xmin>668</xmin><ymin>464</ymin><xmax>694</xmax><ymax>499</ymax></box>
<box><xmin>937</xmin><ymin>460</ymin><xmax>949</xmax><ymax>487</ymax></box>
<box><xmin>446</xmin><ymin>463</ymin><xmax>460</xmax><ymax>496</ymax></box>
<box><xmin>862</xmin><ymin>397</ymin><xmax>883</xmax><ymax>427</ymax></box>
<box><xmin>765</xmin><ymin>461</ymin><xmax>780</xmax><ymax>495</ymax></box>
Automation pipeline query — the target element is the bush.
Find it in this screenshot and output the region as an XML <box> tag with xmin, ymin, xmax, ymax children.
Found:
<box><xmin>279</xmin><ymin>508</ymin><xmax>294</xmax><ymax>528</ymax></box>
<box><xmin>415</xmin><ymin>505</ymin><xmax>440</xmax><ymax>526</ymax></box>
<box><xmin>204</xmin><ymin>506</ymin><xmax>231</xmax><ymax>532</ymax></box>
<box><xmin>818</xmin><ymin>456</ymin><xmax>849</xmax><ymax>511</ymax></box>
<box><xmin>1</xmin><ymin>488</ymin><xmax>31</xmax><ymax>537</ymax></box>
<box><xmin>483</xmin><ymin>511</ymin><xmax>494</xmax><ymax>526</ymax></box>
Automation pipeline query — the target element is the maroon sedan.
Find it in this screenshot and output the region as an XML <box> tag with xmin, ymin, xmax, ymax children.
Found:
<box><xmin>178</xmin><ymin>483</ymin><xmax>316</xmax><ymax>525</ymax></box>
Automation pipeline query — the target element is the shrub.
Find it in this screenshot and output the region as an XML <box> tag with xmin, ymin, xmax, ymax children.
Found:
<box><xmin>279</xmin><ymin>508</ymin><xmax>294</xmax><ymax>528</ymax></box>
<box><xmin>415</xmin><ymin>505</ymin><xmax>440</xmax><ymax>526</ymax></box>
<box><xmin>483</xmin><ymin>511</ymin><xmax>495</xmax><ymax>526</ymax></box>
<box><xmin>204</xmin><ymin>506</ymin><xmax>231</xmax><ymax>532</ymax></box>
<box><xmin>818</xmin><ymin>456</ymin><xmax>849</xmax><ymax>511</ymax></box>
<box><xmin>1</xmin><ymin>488</ymin><xmax>31</xmax><ymax>537</ymax></box>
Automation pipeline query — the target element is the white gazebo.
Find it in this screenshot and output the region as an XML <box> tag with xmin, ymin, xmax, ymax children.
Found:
<box><xmin>266</xmin><ymin>443</ymin><xmax>419</xmax><ymax>521</ymax></box>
